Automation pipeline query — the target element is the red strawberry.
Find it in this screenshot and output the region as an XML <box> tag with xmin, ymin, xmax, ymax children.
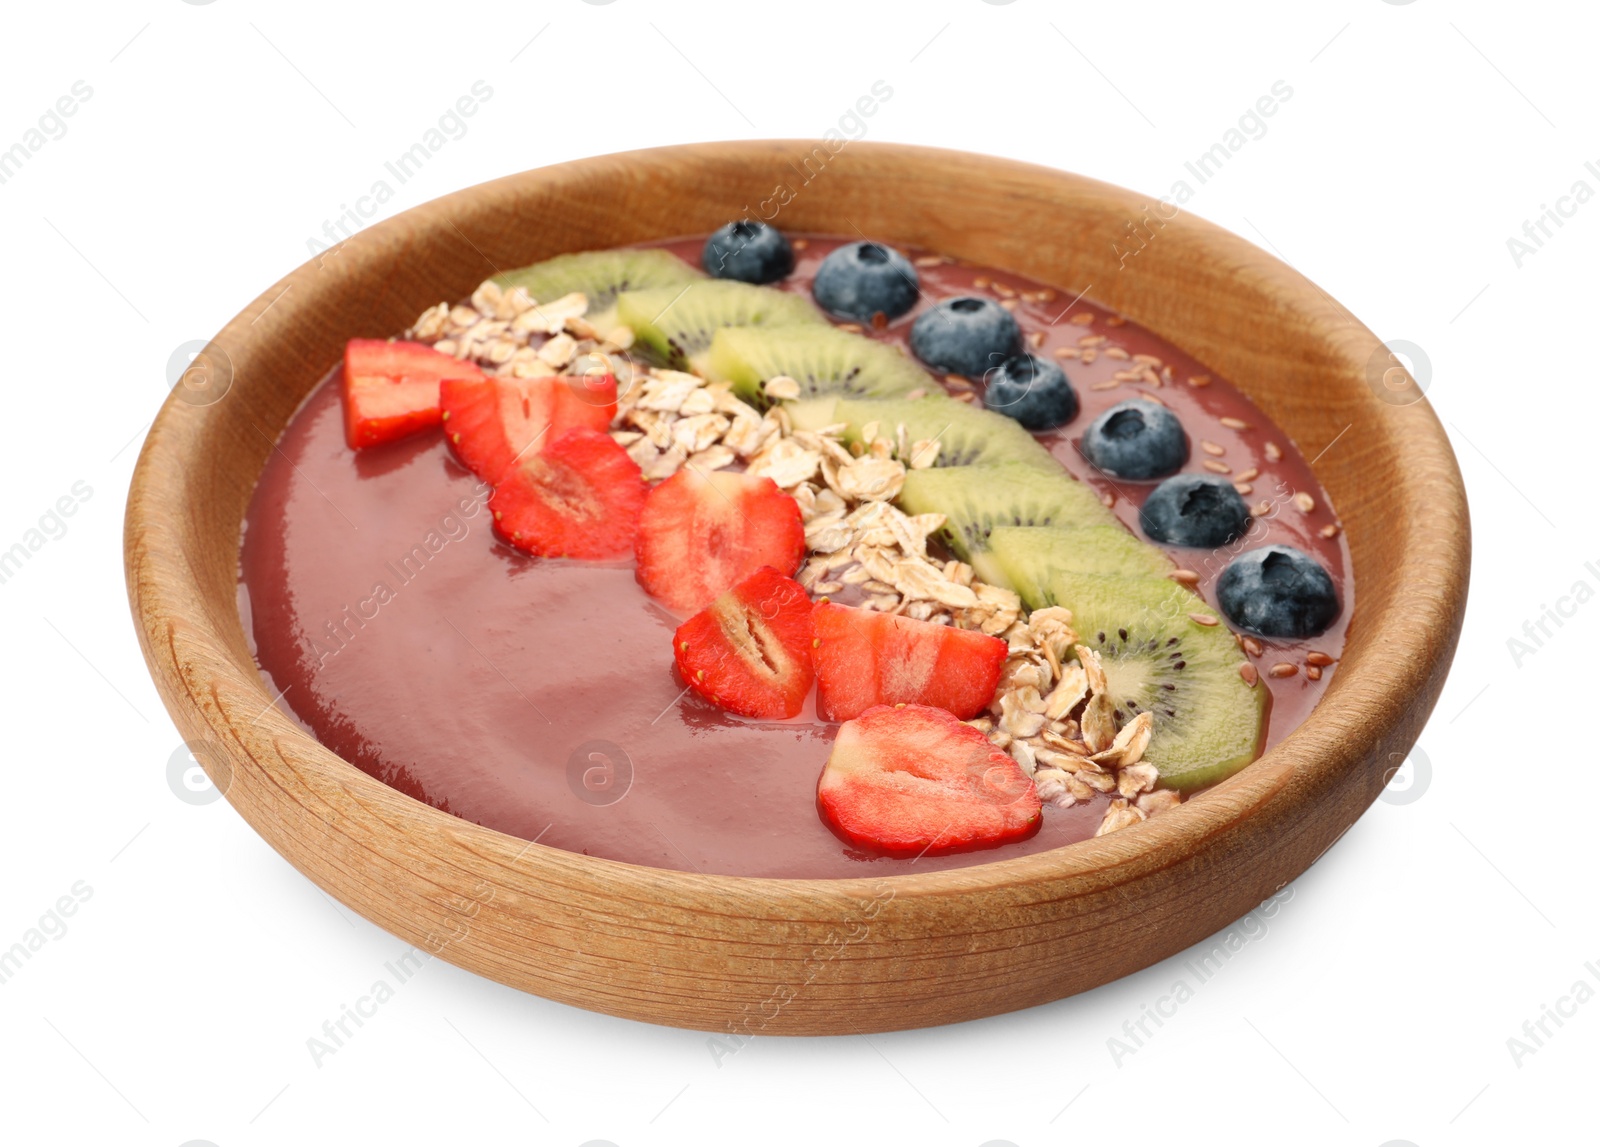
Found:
<box><xmin>441</xmin><ymin>374</ymin><xmax>617</xmax><ymax>483</ymax></box>
<box><xmin>811</xmin><ymin>602</ymin><xmax>1007</xmax><ymax>722</ymax></box>
<box><xmin>635</xmin><ymin>469</ymin><xmax>805</xmax><ymax>615</ymax></box>
<box><xmin>342</xmin><ymin>339</ymin><xmax>483</xmax><ymax>450</ymax></box>
<box><xmin>818</xmin><ymin>704</ymin><xmax>1041</xmax><ymax>856</ymax></box>
<box><xmin>489</xmin><ymin>428</ymin><xmax>646</xmax><ymax>559</ymax></box>
<box><xmin>673</xmin><ymin>567</ymin><xmax>815</xmax><ymax>719</ymax></box>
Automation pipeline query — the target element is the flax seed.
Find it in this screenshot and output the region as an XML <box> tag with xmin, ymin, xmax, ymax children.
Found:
<box><xmin>1112</xmin><ymin>369</ymin><xmax>1142</xmax><ymax>382</ymax></box>
<box><xmin>1105</xmin><ymin>314</ymin><xmax>1125</xmax><ymax>326</ymax></box>
<box><xmin>1320</xmin><ymin>523</ymin><xmax>1341</xmax><ymax>538</ymax></box>
<box><xmin>1305</xmin><ymin>651</ymin><xmax>1334</xmax><ymax>667</ymax></box>
<box><xmin>1105</xmin><ymin>346</ymin><xmax>1131</xmax><ymax>360</ymax></box>
<box><xmin>1241</xmin><ymin>635</ymin><xmax>1263</xmax><ymax>658</ymax></box>
<box><xmin>1306</xmin><ymin>665</ymin><xmax>1323</xmax><ymax>681</ymax></box>
<box><xmin>1091</xmin><ymin>379</ymin><xmax>1121</xmax><ymax>390</ymax></box>
<box><xmin>1219</xmin><ymin>416</ymin><xmax>1250</xmax><ymax>430</ymax></box>
<box><xmin>974</xmin><ymin>277</ymin><xmax>990</xmax><ymax>289</ymax></box>
<box><xmin>1200</xmin><ymin>440</ymin><xmax>1226</xmax><ymax>456</ymax></box>
<box><xmin>1240</xmin><ymin>664</ymin><xmax>1259</xmax><ymax>686</ymax></box>
<box><xmin>838</xmin><ymin>322</ymin><xmax>864</xmax><ymax>334</ymax></box>
<box><xmin>1000</xmin><ymin>299</ymin><xmax>1018</xmax><ymax>311</ymax></box>
<box><xmin>995</xmin><ymin>283</ymin><xmax>1017</xmax><ymax>299</ymax></box>
<box><xmin>1188</xmin><ymin>374</ymin><xmax>1212</xmax><ymax>388</ymax></box>
<box><xmin>1264</xmin><ymin>441</ymin><xmax>1282</xmax><ymax>462</ymax></box>
<box><xmin>1268</xmin><ymin>662</ymin><xmax>1298</xmax><ymax>678</ymax></box>
<box><xmin>1137</xmin><ymin>392</ymin><xmax>1167</xmax><ymax>406</ymax></box>
<box><xmin>1234</xmin><ymin>482</ymin><xmax>1253</xmax><ymax>495</ymax></box>
<box><xmin>1252</xmin><ymin>499</ymin><xmax>1273</xmax><ymax>517</ymax></box>
<box><xmin>1202</xmin><ymin>459</ymin><xmax>1231</xmax><ymax>474</ymax></box>
<box><xmin>1068</xmin><ymin>312</ymin><xmax>1096</xmax><ymax>326</ymax></box>
<box><xmin>1236</xmin><ymin>467</ymin><xmax>1259</xmax><ymax>482</ymax></box>
<box><xmin>1101</xmin><ymin>491</ymin><xmax>1116</xmax><ymax>508</ymax></box>
<box><xmin>1079</xmin><ymin>334</ymin><xmax>1108</xmax><ymax>347</ymax></box>
<box><xmin>1169</xmin><ymin>569</ymin><xmax>1200</xmax><ymax>584</ymax></box>
<box><xmin>1133</xmin><ymin>353</ymin><xmax>1163</xmax><ymax>367</ymax></box>
<box><xmin>1293</xmin><ymin>492</ymin><xmax>1315</xmax><ymax>513</ymax></box>
<box><xmin>1188</xmin><ymin>612</ymin><xmax>1219</xmax><ymax>626</ymax></box>
<box><xmin>1039</xmin><ymin>288</ymin><xmax>1058</xmax><ymax>303</ymax></box>
<box><xmin>1080</xmin><ymin>348</ymin><xmax>1097</xmax><ymax>363</ymax></box>
<box><xmin>1028</xmin><ymin>330</ymin><xmax>1046</xmax><ymax>349</ymax></box>
<box><xmin>1056</xmin><ymin>346</ymin><xmax>1082</xmax><ymax>358</ymax></box>
<box><xmin>913</xmin><ymin>254</ymin><xmax>945</xmax><ymax>267</ymax></box>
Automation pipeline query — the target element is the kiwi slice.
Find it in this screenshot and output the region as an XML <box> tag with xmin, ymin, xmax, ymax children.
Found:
<box><xmin>707</xmin><ymin>325</ymin><xmax>933</xmax><ymax>406</ymax></box>
<box><xmin>896</xmin><ymin>464</ymin><xmax>1116</xmax><ymax>585</ymax></box>
<box><xmin>988</xmin><ymin>524</ymin><xmax>1174</xmax><ymax>609</ymax></box>
<box><xmin>616</xmin><ymin>281</ymin><xmax>823</xmax><ymax>372</ymax></box>
<box><xmin>491</xmin><ymin>248</ymin><xmax>702</xmax><ymax>332</ymax></box>
<box><xmin>833</xmin><ymin>395</ymin><xmax>1059</xmax><ymax>472</ymax></box>
<box><xmin>1049</xmin><ymin>572</ymin><xmax>1267</xmax><ymax>791</ymax></box>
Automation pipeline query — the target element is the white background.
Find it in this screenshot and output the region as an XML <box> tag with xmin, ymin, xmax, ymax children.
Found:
<box><xmin>0</xmin><ymin>1</ymin><xmax>1591</xmax><ymax>1144</ymax></box>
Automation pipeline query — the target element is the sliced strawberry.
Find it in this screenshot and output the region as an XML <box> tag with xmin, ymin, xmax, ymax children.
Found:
<box><xmin>811</xmin><ymin>602</ymin><xmax>1007</xmax><ymax>722</ymax></box>
<box><xmin>489</xmin><ymin>428</ymin><xmax>646</xmax><ymax>559</ymax></box>
<box><xmin>673</xmin><ymin>567</ymin><xmax>815</xmax><ymax>719</ymax></box>
<box><xmin>818</xmin><ymin>704</ymin><xmax>1041</xmax><ymax>856</ymax></box>
<box><xmin>635</xmin><ymin>469</ymin><xmax>805</xmax><ymax>614</ymax></box>
<box><xmin>342</xmin><ymin>339</ymin><xmax>483</xmax><ymax>450</ymax></box>
<box><xmin>441</xmin><ymin>374</ymin><xmax>617</xmax><ymax>483</ymax></box>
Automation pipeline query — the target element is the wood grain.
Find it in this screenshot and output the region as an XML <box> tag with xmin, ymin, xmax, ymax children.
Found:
<box><xmin>124</xmin><ymin>141</ymin><xmax>1469</xmax><ymax>1034</ymax></box>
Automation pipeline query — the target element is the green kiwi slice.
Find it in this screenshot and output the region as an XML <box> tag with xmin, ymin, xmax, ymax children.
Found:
<box><xmin>988</xmin><ymin>524</ymin><xmax>1174</xmax><ymax>609</ymax></box>
<box><xmin>831</xmin><ymin>395</ymin><xmax>1059</xmax><ymax>472</ymax></box>
<box><xmin>616</xmin><ymin>281</ymin><xmax>824</xmax><ymax>372</ymax></box>
<box><xmin>707</xmin><ymin>325</ymin><xmax>933</xmax><ymax>405</ymax></box>
<box><xmin>491</xmin><ymin>248</ymin><xmax>702</xmax><ymax>332</ymax></box>
<box><xmin>896</xmin><ymin>463</ymin><xmax>1117</xmax><ymax>585</ymax></box>
<box><xmin>1051</xmin><ymin>572</ymin><xmax>1267</xmax><ymax>791</ymax></box>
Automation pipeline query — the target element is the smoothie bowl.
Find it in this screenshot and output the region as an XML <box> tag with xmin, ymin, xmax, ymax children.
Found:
<box><xmin>125</xmin><ymin>141</ymin><xmax>1468</xmax><ymax>1034</ymax></box>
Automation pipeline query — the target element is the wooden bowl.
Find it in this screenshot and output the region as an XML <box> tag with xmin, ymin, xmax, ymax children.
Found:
<box><xmin>125</xmin><ymin>142</ymin><xmax>1468</xmax><ymax>1034</ymax></box>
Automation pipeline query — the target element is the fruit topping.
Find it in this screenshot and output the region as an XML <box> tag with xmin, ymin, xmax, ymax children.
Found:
<box><xmin>828</xmin><ymin>393</ymin><xmax>1059</xmax><ymax>472</ymax></box>
<box><xmin>491</xmin><ymin>248</ymin><xmax>702</xmax><ymax>332</ymax></box>
<box><xmin>489</xmin><ymin>428</ymin><xmax>647</xmax><ymax>559</ymax></box>
<box><xmin>987</xmin><ymin>524</ymin><xmax>1174</xmax><ymax>609</ymax></box>
<box><xmin>909</xmin><ymin>296</ymin><xmax>1021</xmax><ymax>377</ymax></box>
<box><xmin>673</xmin><ymin>567</ymin><xmax>815</xmax><ymax>719</ymax></box>
<box><xmin>635</xmin><ymin>468</ymin><xmax>806</xmax><ymax>614</ymax></box>
<box><xmin>702</xmin><ymin>221</ymin><xmax>795</xmax><ymax>285</ymax></box>
<box><xmin>440</xmin><ymin>374</ymin><xmax>617</xmax><ymax>484</ymax></box>
<box><xmin>982</xmin><ymin>353</ymin><xmax>1079</xmax><ymax>431</ymax></box>
<box><xmin>811</xmin><ymin>241</ymin><xmax>919</xmax><ymax>323</ymax></box>
<box><xmin>342</xmin><ymin>339</ymin><xmax>483</xmax><ymax>450</ymax></box>
<box><xmin>896</xmin><ymin>462</ymin><xmax>1115</xmax><ymax>586</ymax></box>
<box><xmin>617</xmin><ymin>280</ymin><xmax>822</xmax><ymax>373</ymax></box>
<box><xmin>811</xmin><ymin>602</ymin><xmax>1007</xmax><ymax>722</ymax></box>
<box><xmin>1080</xmin><ymin>400</ymin><xmax>1188</xmax><ymax>480</ymax></box>
<box><xmin>707</xmin><ymin>324</ymin><xmax>932</xmax><ymax>407</ymax></box>
<box><xmin>1139</xmin><ymin>473</ymin><xmax>1250</xmax><ymax>548</ymax></box>
<box><xmin>1217</xmin><ymin>544</ymin><xmax>1341</xmax><ymax>638</ymax></box>
<box><xmin>817</xmin><ymin>704</ymin><xmax>1042</xmax><ymax>856</ymax></box>
<box><xmin>1045</xmin><ymin>572</ymin><xmax>1268</xmax><ymax>791</ymax></box>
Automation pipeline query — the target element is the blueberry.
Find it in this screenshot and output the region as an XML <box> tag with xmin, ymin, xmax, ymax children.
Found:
<box><xmin>1080</xmin><ymin>400</ymin><xmax>1187</xmax><ymax>479</ymax></box>
<box><xmin>910</xmin><ymin>296</ymin><xmax>1021</xmax><ymax>377</ymax></box>
<box><xmin>981</xmin><ymin>354</ymin><xmax>1079</xmax><ymax>431</ymax></box>
<box><xmin>811</xmin><ymin>241</ymin><xmax>919</xmax><ymax>322</ymax></box>
<box><xmin>1217</xmin><ymin>545</ymin><xmax>1341</xmax><ymax>638</ymax></box>
<box><xmin>1139</xmin><ymin>474</ymin><xmax>1249</xmax><ymax>548</ymax></box>
<box><xmin>702</xmin><ymin>221</ymin><xmax>794</xmax><ymax>285</ymax></box>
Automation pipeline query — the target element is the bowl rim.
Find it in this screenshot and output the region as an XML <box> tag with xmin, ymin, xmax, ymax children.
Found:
<box><xmin>124</xmin><ymin>140</ymin><xmax>1469</xmax><ymax>1027</ymax></box>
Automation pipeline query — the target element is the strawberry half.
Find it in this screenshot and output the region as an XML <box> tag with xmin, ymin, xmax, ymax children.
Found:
<box><xmin>811</xmin><ymin>602</ymin><xmax>1008</xmax><ymax>722</ymax></box>
<box><xmin>441</xmin><ymin>373</ymin><xmax>617</xmax><ymax>483</ymax></box>
<box><xmin>673</xmin><ymin>567</ymin><xmax>815</xmax><ymax>719</ymax></box>
<box><xmin>635</xmin><ymin>469</ymin><xmax>805</xmax><ymax>615</ymax></box>
<box><xmin>489</xmin><ymin>428</ymin><xmax>646</xmax><ymax>559</ymax></box>
<box><xmin>818</xmin><ymin>704</ymin><xmax>1042</xmax><ymax>856</ymax></box>
<box><xmin>342</xmin><ymin>339</ymin><xmax>483</xmax><ymax>450</ymax></box>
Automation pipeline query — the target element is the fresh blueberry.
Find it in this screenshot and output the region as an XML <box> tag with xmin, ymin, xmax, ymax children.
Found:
<box><xmin>702</xmin><ymin>221</ymin><xmax>794</xmax><ymax>284</ymax></box>
<box><xmin>1079</xmin><ymin>400</ymin><xmax>1187</xmax><ymax>479</ymax></box>
<box><xmin>1217</xmin><ymin>545</ymin><xmax>1341</xmax><ymax>638</ymax></box>
<box><xmin>811</xmin><ymin>241</ymin><xmax>919</xmax><ymax>322</ymax></box>
<box><xmin>982</xmin><ymin>354</ymin><xmax>1079</xmax><ymax>431</ymax></box>
<box><xmin>1139</xmin><ymin>474</ymin><xmax>1250</xmax><ymax>548</ymax></box>
<box><xmin>910</xmin><ymin>296</ymin><xmax>1021</xmax><ymax>377</ymax></box>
